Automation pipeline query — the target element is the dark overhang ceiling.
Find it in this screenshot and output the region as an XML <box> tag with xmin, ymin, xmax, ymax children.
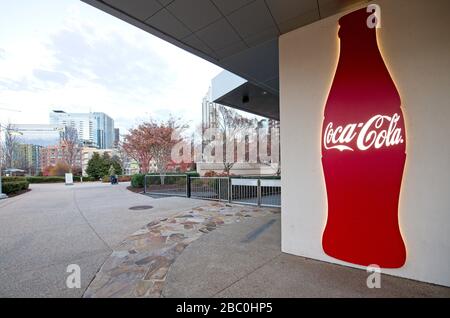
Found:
<box><xmin>82</xmin><ymin>0</ymin><xmax>368</xmax><ymax>117</ymax></box>
<box><xmin>216</xmin><ymin>81</ymin><xmax>280</xmax><ymax>119</ymax></box>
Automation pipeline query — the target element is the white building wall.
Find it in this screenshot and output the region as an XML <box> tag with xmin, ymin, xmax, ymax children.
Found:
<box><xmin>279</xmin><ymin>0</ymin><xmax>450</xmax><ymax>286</ymax></box>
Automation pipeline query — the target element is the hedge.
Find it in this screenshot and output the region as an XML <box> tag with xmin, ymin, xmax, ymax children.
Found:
<box><xmin>2</xmin><ymin>176</ymin><xmax>98</xmax><ymax>183</ymax></box>
<box><xmin>131</xmin><ymin>172</ymin><xmax>200</xmax><ymax>188</ymax></box>
<box><xmin>2</xmin><ymin>181</ymin><xmax>29</xmax><ymax>194</ymax></box>
<box><xmin>131</xmin><ymin>174</ymin><xmax>145</xmax><ymax>188</ymax></box>
<box><xmin>26</xmin><ymin>176</ymin><xmax>65</xmax><ymax>183</ymax></box>
<box><xmin>232</xmin><ymin>175</ymin><xmax>281</xmax><ymax>180</ymax></box>
<box><xmin>1</xmin><ymin>176</ymin><xmax>25</xmax><ymax>182</ymax></box>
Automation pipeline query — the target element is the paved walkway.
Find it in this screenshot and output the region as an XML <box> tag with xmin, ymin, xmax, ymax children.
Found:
<box><xmin>0</xmin><ymin>182</ymin><xmax>205</xmax><ymax>297</ymax></box>
<box><xmin>164</xmin><ymin>214</ymin><xmax>450</xmax><ymax>298</ymax></box>
<box><xmin>1</xmin><ymin>183</ymin><xmax>449</xmax><ymax>298</ymax></box>
<box><xmin>84</xmin><ymin>200</ymin><xmax>450</xmax><ymax>298</ymax></box>
<box><xmin>84</xmin><ymin>203</ymin><xmax>280</xmax><ymax>297</ymax></box>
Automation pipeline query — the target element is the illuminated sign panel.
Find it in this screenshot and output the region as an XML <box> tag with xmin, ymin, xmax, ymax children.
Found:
<box><xmin>321</xmin><ymin>7</ymin><xmax>407</xmax><ymax>268</ymax></box>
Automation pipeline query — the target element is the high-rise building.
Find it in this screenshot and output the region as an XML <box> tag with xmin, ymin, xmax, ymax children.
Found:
<box><xmin>49</xmin><ymin>110</ymin><xmax>115</xmax><ymax>149</ymax></box>
<box><xmin>114</xmin><ymin>128</ymin><xmax>120</xmax><ymax>148</ymax></box>
<box><xmin>50</xmin><ymin>110</ymin><xmax>96</xmax><ymax>147</ymax></box>
<box><xmin>201</xmin><ymin>87</ymin><xmax>219</xmax><ymax>130</ymax></box>
<box><xmin>13</xmin><ymin>144</ymin><xmax>43</xmax><ymax>175</ymax></box>
<box><xmin>93</xmin><ymin>112</ymin><xmax>115</xmax><ymax>149</ymax></box>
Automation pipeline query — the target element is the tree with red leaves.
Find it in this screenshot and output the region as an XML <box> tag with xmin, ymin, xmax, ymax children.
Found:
<box><xmin>122</xmin><ymin>117</ymin><xmax>185</xmax><ymax>175</ymax></box>
<box><xmin>122</xmin><ymin>124</ymin><xmax>154</xmax><ymax>174</ymax></box>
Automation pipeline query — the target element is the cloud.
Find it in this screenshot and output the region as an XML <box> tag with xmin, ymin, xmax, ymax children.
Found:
<box><xmin>33</xmin><ymin>69</ymin><xmax>69</xmax><ymax>85</ymax></box>
<box><xmin>0</xmin><ymin>0</ymin><xmax>222</xmax><ymax>135</ymax></box>
<box><xmin>48</xmin><ymin>26</ymin><xmax>171</xmax><ymax>94</ymax></box>
<box><xmin>0</xmin><ymin>78</ymin><xmax>32</xmax><ymax>91</ymax></box>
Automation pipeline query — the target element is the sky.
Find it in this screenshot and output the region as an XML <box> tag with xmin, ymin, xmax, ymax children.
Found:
<box><xmin>0</xmin><ymin>0</ymin><xmax>223</xmax><ymax>136</ymax></box>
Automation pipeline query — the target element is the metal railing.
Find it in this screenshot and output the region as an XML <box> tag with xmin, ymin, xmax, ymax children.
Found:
<box><xmin>230</xmin><ymin>178</ymin><xmax>259</xmax><ymax>206</ymax></box>
<box><xmin>259</xmin><ymin>179</ymin><xmax>282</xmax><ymax>207</ymax></box>
<box><xmin>190</xmin><ymin>177</ymin><xmax>229</xmax><ymax>202</ymax></box>
<box><xmin>144</xmin><ymin>174</ymin><xmax>188</xmax><ymax>197</ymax></box>
<box><xmin>143</xmin><ymin>174</ymin><xmax>281</xmax><ymax>207</ymax></box>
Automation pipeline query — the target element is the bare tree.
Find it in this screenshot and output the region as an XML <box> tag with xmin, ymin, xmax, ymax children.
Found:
<box><xmin>14</xmin><ymin>148</ymin><xmax>30</xmax><ymax>173</ymax></box>
<box><xmin>116</xmin><ymin>141</ymin><xmax>130</xmax><ymax>174</ymax></box>
<box><xmin>3</xmin><ymin>124</ymin><xmax>19</xmax><ymax>169</ymax></box>
<box><xmin>214</xmin><ymin>105</ymin><xmax>255</xmax><ymax>176</ymax></box>
<box><xmin>256</xmin><ymin>119</ymin><xmax>281</xmax><ymax>176</ymax></box>
<box><xmin>60</xmin><ymin>126</ymin><xmax>81</xmax><ymax>172</ymax></box>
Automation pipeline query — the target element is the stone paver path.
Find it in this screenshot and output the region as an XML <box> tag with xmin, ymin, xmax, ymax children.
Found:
<box><xmin>83</xmin><ymin>202</ymin><xmax>280</xmax><ymax>298</ymax></box>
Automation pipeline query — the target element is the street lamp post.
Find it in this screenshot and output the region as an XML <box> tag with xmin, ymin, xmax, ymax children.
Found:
<box><xmin>0</xmin><ymin>124</ymin><xmax>23</xmax><ymax>199</ymax></box>
<box><xmin>0</xmin><ymin>107</ymin><xmax>21</xmax><ymax>199</ymax></box>
<box><xmin>0</xmin><ymin>124</ymin><xmax>6</xmax><ymax>199</ymax></box>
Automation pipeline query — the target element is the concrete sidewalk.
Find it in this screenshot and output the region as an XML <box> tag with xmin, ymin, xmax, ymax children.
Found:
<box><xmin>2</xmin><ymin>183</ymin><xmax>448</xmax><ymax>298</ymax></box>
<box><xmin>163</xmin><ymin>214</ymin><xmax>450</xmax><ymax>298</ymax></box>
<box><xmin>0</xmin><ymin>182</ymin><xmax>205</xmax><ymax>297</ymax></box>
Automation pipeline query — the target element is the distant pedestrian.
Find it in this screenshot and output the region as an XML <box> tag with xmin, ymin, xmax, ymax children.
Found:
<box><xmin>108</xmin><ymin>165</ymin><xmax>118</xmax><ymax>185</ymax></box>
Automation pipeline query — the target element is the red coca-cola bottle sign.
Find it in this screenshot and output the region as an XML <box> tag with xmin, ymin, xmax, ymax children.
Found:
<box><xmin>321</xmin><ymin>7</ymin><xmax>407</xmax><ymax>268</ymax></box>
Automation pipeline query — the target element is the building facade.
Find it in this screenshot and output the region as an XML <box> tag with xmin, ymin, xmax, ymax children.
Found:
<box><xmin>50</xmin><ymin>110</ymin><xmax>95</xmax><ymax>147</ymax></box>
<box><xmin>114</xmin><ymin>128</ymin><xmax>120</xmax><ymax>148</ymax></box>
<box><xmin>10</xmin><ymin>124</ymin><xmax>62</xmax><ymax>147</ymax></box>
<box><xmin>49</xmin><ymin>110</ymin><xmax>115</xmax><ymax>149</ymax></box>
<box><xmin>81</xmin><ymin>147</ymin><xmax>116</xmax><ymax>176</ymax></box>
<box><xmin>279</xmin><ymin>0</ymin><xmax>450</xmax><ymax>287</ymax></box>
<box><xmin>39</xmin><ymin>145</ymin><xmax>82</xmax><ymax>171</ymax></box>
<box><xmin>84</xmin><ymin>0</ymin><xmax>450</xmax><ymax>287</ymax></box>
<box><xmin>199</xmin><ymin>77</ymin><xmax>280</xmax><ymax>176</ymax></box>
<box><xmin>201</xmin><ymin>87</ymin><xmax>219</xmax><ymax>130</ymax></box>
<box><xmin>13</xmin><ymin>144</ymin><xmax>43</xmax><ymax>175</ymax></box>
<box><xmin>93</xmin><ymin>112</ymin><xmax>115</xmax><ymax>149</ymax></box>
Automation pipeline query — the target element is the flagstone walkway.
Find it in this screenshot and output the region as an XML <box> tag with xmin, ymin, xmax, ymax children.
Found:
<box><xmin>83</xmin><ymin>202</ymin><xmax>280</xmax><ymax>298</ymax></box>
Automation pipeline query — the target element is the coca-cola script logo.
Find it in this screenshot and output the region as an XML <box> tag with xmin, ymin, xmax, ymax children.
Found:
<box><xmin>323</xmin><ymin>113</ymin><xmax>404</xmax><ymax>151</ymax></box>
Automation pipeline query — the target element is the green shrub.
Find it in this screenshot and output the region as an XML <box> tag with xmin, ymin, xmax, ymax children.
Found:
<box><xmin>2</xmin><ymin>176</ymin><xmax>26</xmax><ymax>183</ymax></box>
<box><xmin>2</xmin><ymin>181</ymin><xmax>29</xmax><ymax>194</ymax></box>
<box><xmin>3</xmin><ymin>176</ymin><xmax>99</xmax><ymax>184</ymax></box>
<box><xmin>73</xmin><ymin>176</ymin><xmax>98</xmax><ymax>182</ymax></box>
<box><xmin>131</xmin><ymin>174</ymin><xmax>145</xmax><ymax>188</ymax></box>
<box><xmin>26</xmin><ymin>176</ymin><xmax>65</xmax><ymax>183</ymax></box>
<box><xmin>86</xmin><ymin>152</ymin><xmax>123</xmax><ymax>179</ymax></box>
<box><xmin>130</xmin><ymin>173</ymin><xmax>198</xmax><ymax>188</ymax></box>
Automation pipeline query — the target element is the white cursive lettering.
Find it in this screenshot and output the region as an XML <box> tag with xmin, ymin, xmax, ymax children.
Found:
<box><xmin>324</xmin><ymin>113</ymin><xmax>404</xmax><ymax>151</ymax></box>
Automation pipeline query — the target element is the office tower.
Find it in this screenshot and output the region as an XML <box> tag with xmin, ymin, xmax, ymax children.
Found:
<box><xmin>201</xmin><ymin>87</ymin><xmax>219</xmax><ymax>130</ymax></box>
<box><xmin>49</xmin><ymin>110</ymin><xmax>115</xmax><ymax>149</ymax></box>
<box><xmin>114</xmin><ymin>128</ymin><xmax>120</xmax><ymax>148</ymax></box>
<box><xmin>93</xmin><ymin>112</ymin><xmax>114</xmax><ymax>149</ymax></box>
<box><xmin>13</xmin><ymin>144</ymin><xmax>43</xmax><ymax>175</ymax></box>
<box><xmin>50</xmin><ymin>110</ymin><xmax>96</xmax><ymax>147</ymax></box>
